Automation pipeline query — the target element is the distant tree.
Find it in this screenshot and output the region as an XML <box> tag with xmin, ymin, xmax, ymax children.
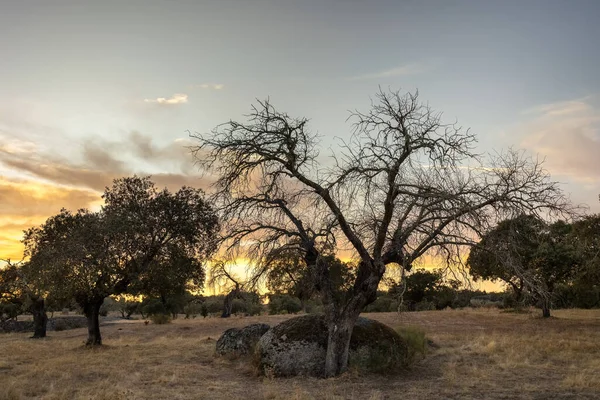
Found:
<box><xmin>569</xmin><ymin>214</ymin><xmax>600</xmax><ymax>305</ymax></box>
<box><xmin>208</xmin><ymin>261</ymin><xmax>243</xmax><ymax>318</ymax></box>
<box><xmin>266</xmin><ymin>251</ymin><xmax>314</xmax><ymax>309</ymax></box>
<box><xmin>467</xmin><ymin>215</ymin><xmax>579</xmax><ymax>317</ymax></box>
<box><xmin>193</xmin><ymin>89</ymin><xmax>570</xmax><ymax>376</ymax></box>
<box><xmin>0</xmin><ymin>259</ymin><xmax>50</xmax><ymax>338</ymax></box>
<box><xmin>23</xmin><ymin>176</ymin><xmax>219</xmax><ymax>345</ymax></box>
<box><xmin>129</xmin><ymin>245</ymin><xmax>206</xmax><ymax>316</ymax></box>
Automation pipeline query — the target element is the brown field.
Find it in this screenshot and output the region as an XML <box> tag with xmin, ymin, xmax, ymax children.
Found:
<box><xmin>1</xmin><ymin>308</ymin><xmax>600</xmax><ymax>400</ymax></box>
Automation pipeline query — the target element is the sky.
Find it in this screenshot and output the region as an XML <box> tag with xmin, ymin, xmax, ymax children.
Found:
<box><xmin>1</xmin><ymin>0</ymin><xmax>599</xmax><ymax>277</ymax></box>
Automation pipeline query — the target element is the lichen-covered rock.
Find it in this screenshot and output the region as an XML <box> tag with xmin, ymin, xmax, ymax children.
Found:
<box><xmin>255</xmin><ymin>314</ymin><xmax>409</xmax><ymax>377</ymax></box>
<box><xmin>216</xmin><ymin>323</ymin><xmax>270</xmax><ymax>356</ymax></box>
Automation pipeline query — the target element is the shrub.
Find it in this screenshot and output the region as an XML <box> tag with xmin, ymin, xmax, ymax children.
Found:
<box><xmin>415</xmin><ymin>301</ymin><xmax>436</xmax><ymax>311</ymax></box>
<box><xmin>150</xmin><ymin>313</ymin><xmax>171</xmax><ymax>324</ymax></box>
<box><xmin>141</xmin><ymin>298</ymin><xmax>167</xmax><ymax>317</ymax></box>
<box><xmin>268</xmin><ymin>295</ymin><xmax>302</xmax><ymax>315</ymax></box>
<box><xmin>364</xmin><ymin>296</ymin><xmax>395</xmax><ymax>312</ymax></box>
<box><xmin>184</xmin><ymin>302</ymin><xmax>202</xmax><ymax>319</ymax></box>
<box><xmin>396</xmin><ymin>326</ymin><xmax>427</xmax><ymax>363</ymax></box>
<box><xmin>200</xmin><ymin>303</ymin><xmax>208</xmax><ymax>318</ymax></box>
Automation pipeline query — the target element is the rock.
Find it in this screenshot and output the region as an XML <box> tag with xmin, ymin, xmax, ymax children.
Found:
<box><xmin>255</xmin><ymin>314</ymin><xmax>409</xmax><ymax>377</ymax></box>
<box><xmin>216</xmin><ymin>323</ymin><xmax>270</xmax><ymax>356</ymax></box>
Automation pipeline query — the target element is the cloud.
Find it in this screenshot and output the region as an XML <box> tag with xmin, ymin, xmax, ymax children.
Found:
<box><xmin>0</xmin><ymin>131</ymin><xmax>209</xmax><ymax>192</ymax></box>
<box><xmin>349</xmin><ymin>63</ymin><xmax>425</xmax><ymax>81</ymax></box>
<box><xmin>0</xmin><ymin>177</ymin><xmax>101</xmax><ymax>259</ymax></box>
<box><xmin>193</xmin><ymin>83</ymin><xmax>225</xmax><ymax>90</ymax></box>
<box><xmin>144</xmin><ymin>93</ymin><xmax>188</xmax><ymax>105</ymax></box>
<box><xmin>0</xmin><ymin>131</ymin><xmax>214</xmax><ymax>259</ymax></box>
<box><xmin>519</xmin><ymin>96</ymin><xmax>600</xmax><ymax>183</ymax></box>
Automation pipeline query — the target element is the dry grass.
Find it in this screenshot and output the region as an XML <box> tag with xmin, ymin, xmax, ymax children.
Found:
<box><xmin>1</xmin><ymin>308</ymin><xmax>599</xmax><ymax>399</ymax></box>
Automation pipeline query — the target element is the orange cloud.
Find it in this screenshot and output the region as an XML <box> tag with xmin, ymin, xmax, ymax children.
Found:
<box><xmin>0</xmin><ymin>177</ymin><xmax>101</xmax><ymax>260</ymax></box>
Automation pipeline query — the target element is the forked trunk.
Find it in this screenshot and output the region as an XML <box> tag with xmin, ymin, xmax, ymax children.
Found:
<box><xmin>30</xmin><ymin>297</ymin><xmax>47</xmax><ymax>339</ymax></box>
<box><xmin>84</xmin><ymin>299</ymin><xmax>104</xmax><ymax>345</ymax></box>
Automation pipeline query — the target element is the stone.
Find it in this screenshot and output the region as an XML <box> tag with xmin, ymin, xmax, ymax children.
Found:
<box><xmin>216</xmin><ymin>323</ymin><xmax>270</xmax><ymax>356</ymax></box>
<box><xmin>255</xmin><ymin>314</ymin><xmax>409</xmax><ymax>377</ymax></box>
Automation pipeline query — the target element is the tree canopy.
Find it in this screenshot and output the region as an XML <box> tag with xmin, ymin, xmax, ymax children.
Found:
<box><xmin>23</xmin><ymin>176</ymin><xmax>219</xmax><ymax>345</ymax></box>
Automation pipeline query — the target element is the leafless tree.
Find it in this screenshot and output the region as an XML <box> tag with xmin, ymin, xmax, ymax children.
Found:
<box><xmin>208</xmin><ymin>261</ymin><xmax>244</xmax><ymax>318</ymax></box>
<box><xmin>191</xmin><ymin>89</ymin><xmax>571</xmax><ymax>377</ymax></box>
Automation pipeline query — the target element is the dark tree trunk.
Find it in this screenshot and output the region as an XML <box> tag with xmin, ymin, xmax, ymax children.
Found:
<box><xmin>83</xmin><ymin>298</ymin><xmax>104</xmax><ymax>345</ymax></box>
<box><xmin>221</xmin><ymin>291</ymin><xmax>234</xmax><ymax>318</ymax></box>
<box><xmin>541</xmin><ymin>298</ymin><xmax>551</xmax><ymax>318</ymax></box>
<box><xmin>30</xmin><ymin>297</ymin><xmax>47</xmax><ymax>339</ymax></box>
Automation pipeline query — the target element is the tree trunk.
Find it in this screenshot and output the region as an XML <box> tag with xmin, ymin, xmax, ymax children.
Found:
<box><xmin>541</xmin><ymin>298</ymin><xmax>551</xmax><ymax>318</ymax></box>
<box><xmin>221</xmin><ymin>292</ymin><xmax>233</xmax><ymax>318</ymax></box>
<box><xmin>84</xmin><ymin>298</ymin><xmax>104</xmax><ymax>345</ymax></box>
<box><xmin>30</xmin><ymin>297</ymin><xmax>47</xmax><ymax>339</ymax></box>
<box><xmin>324</xmin><ymin>315</ymin><xmax>357</xmax><ymax>377</ymax></box>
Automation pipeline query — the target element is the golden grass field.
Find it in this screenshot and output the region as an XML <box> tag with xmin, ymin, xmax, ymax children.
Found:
<box><xmin>1</xmin><ymin>308</ymin><xmax>600</xmax><ymax>400</ymax></box>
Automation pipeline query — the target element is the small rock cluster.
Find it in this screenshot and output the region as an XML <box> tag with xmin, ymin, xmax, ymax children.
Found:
<box><xmin>215</xmin><ymin>315</ymin><xmax>409</xmax><ymax>377</ymax></box>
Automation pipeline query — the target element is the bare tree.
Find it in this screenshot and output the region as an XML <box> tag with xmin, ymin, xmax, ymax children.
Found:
<box><xmin>208</xmin><ymin>261</ymin><xmax>244</xmax><ymax>318</ymax></box>
<box><xmin>191</xmin><ymin>89</ymin><xmax>571</xmax><ymax>377</ymax></box>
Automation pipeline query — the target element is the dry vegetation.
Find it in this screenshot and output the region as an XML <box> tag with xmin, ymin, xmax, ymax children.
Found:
<box><xmin>1</xmin><ymin>309</ymin><xmax>599</xmax><ymax>400</ymax></box>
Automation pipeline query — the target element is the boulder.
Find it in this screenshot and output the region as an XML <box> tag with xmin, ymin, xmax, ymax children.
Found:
<box><xmin>216</xmin><ymin>323</ymin><xmax>270</xmax><ymax>356</ymax></box>
<box><xmin>255</xmin><ymin>314</ymin><xmax>409</xmax><ymax>377</ymax></box>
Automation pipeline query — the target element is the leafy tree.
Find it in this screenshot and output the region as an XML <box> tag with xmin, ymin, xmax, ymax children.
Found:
<box><xmin>23</xmin><ymin>176</ymin><xmax>219</xmax><ymax>345</ymax></box>
<box><xmin>0</xmin><ymin>260</ymin><xmax>49</xmax><ymax>338</ymax></box>
<box><xmin>467</xmin><ymin>215</ymin><xmax>579</xmax><ymax>317</ymax></box>
<box><xmin>193</xmin><ymin>89</ymin><xmax>570</xmax><ymax>376</ymax></box>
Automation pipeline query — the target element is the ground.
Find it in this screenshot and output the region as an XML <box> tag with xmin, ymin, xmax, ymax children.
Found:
<box><xmin>1</xmin><ymin>308</ymin><xmax>599</xmax><ymax>400</ymax></box>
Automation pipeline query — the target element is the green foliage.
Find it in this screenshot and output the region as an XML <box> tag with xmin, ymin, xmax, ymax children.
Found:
<box><xmin>268</xmin><ymin>294</ymin><xmax>302</xmax><ymax>315</ymax></box>
<box><xmin>183</xmin><ymin>302</ymin><xmax>202</xmax><ymax>318</ymax></box>
<box><xmin>21</xmin><ymin>176</ymin><xmax>219</xmax><ymax>343</ymax></box>
<box><xmin>140</xmin><ymin>298</ymin><xmax>167</xmax><ymax>317</ymax></box>
<box><xmin>203</xmin><ymin>297</ymin><xmax>224</xmax><ymax>315</ymax></box>
<box><xmin>0</xmin><ymin>302</ymin><xmax>21</xmax><ymax>321</ymax></box>
<box><xmin>364</xmin><ymin>296</ymin><xmax>397</xmax><ymax>313</ymax></box>
<box><xmin>114</xmin><ymin>297</ymin><xmax>140</xmax><ymax>319</ymax></box>
<box><xmin>200</xmin><ymin>302</ymin><xmax>209</xmax><ymax>318</ymax></box>
<box><xmin>395</xmin><ymin>326</ymin><xmax>427</xmax><ymax>363</ymax></box>
<box><xmin>150</xmin><ymin>313</ymin><xmax>171</xmax><ymax>324</ymax></box>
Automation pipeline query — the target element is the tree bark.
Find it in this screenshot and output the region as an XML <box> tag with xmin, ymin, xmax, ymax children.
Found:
<box><xmin>541</xmin><ymin>298</ymin><xmax>551</xmax><ymax>318</ymax></box>
<box><xmin>30</xmin><ymin>297</ymin><xmax>47</xmax><ymax>339</ymax></box>
<box><xmin>221</xmin><ymin>291</ymin><xmax>234</xmax><ymax>318</ymax></box>
<box><xmin>84</xmin><ymin>298</ymin><xmax>104</xmax><ymax>345</ymax></box>
<box><xmin>324</xmin><ymin>315</ymin><xmax>358</xmax><ymax>377</ymax></box>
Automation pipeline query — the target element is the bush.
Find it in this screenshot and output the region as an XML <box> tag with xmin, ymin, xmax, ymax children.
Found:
<box><xmin>184</xmin><ymin>302</ymin><xmax>202</xmax><ymax>319</ymax></box>
<box><xmin>396</xmin><ymin>326</ymin><xmax>427</xmax><ymax>363</ymax></box>
<box><xmin>364</xmin><ymin>296</ymin><xmax>395</xmax><ymax>312</ymax></box>
<box><xmin>200</xmin><ymin>303</ymin><xmax>208</xmax><ymax>318</ymax></box>
<box><xmin>0</xmin><ymin>303</ymin><xmax>21</xmax><ymax>321</ymax></box>
<box><xmin>204</xmin><ymin>298</ymin><xmax>224</xmax><ymax>315</ymax></box>
<box><xmin>141</xmin><ymin>298</ymin><xmax>167</xmax><ymax>317</ymax></box>
<box><xmin>268</xmin><ymin>295</ymin><xmax>302</xmax><ymax>315</ymax></box>
<box><xmin>150</xmin><ymin>313</ymin><xmax>171</xmax><ymax>324</ymax></box>
<box><xmin>415</xmin><ymin>301</ymin><xmax>436</xmax><ymax>311</ymax></box>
